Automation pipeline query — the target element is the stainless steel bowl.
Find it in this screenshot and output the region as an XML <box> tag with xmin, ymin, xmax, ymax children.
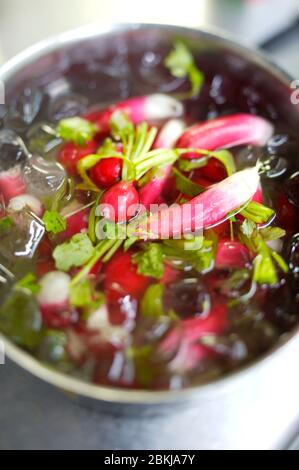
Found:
<box><xmin>1</xmin><ymin>23</ymin><xmax>299</xmax><ymax>449</ymax></box>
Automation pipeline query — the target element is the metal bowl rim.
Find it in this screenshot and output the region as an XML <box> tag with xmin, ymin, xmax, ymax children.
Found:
<box><xmin>0</xmin><ymin>22</ymin><xmax>297</xmax><ymax>404</ymax></box>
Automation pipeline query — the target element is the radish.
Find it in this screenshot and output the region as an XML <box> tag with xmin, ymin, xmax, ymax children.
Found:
<box><xmin>133</xmin><ymin>167</ymin><xmax>260</xmax><ymax>239</ymax></box>
<box><xmin>8</xmin><ymin>194</ymin><xmax>43</xmax><ymax>217</ymax></box>
<box><xmin>215</xmin><ymin>239</ymin><xmax>252</xmax><ymax>269</ymax></box>
<box><xmin>59</xmin><ymin>199</ymin><xmax>89</xmax><ymax>241</ymax></box>
<box><xmin>139</xmin><ymin>119</ymin><xmax>186</xmax><ymax>211</ymax></box>
<box><xmin>160</xmin><ymin>304</ymin><xmax>228</xmax><ymax>372</ymax></box>
<box><xmin>0</xmin><ymin>165</ymin><xmax>26</xmax><ymax>202</ymax></box>
<box><xmin>154</xmin><ymin>119</ymin><xmax>186</xmax><ymax>149</ymax></box>
<box><xmin>177</xmin><ymin>114</ymin><xmax>273</xmax><ymax>182</ymax></box>
<box><xmin>85</xmin><ymin>94</ymin><xmax>183</xmax><ymax>135</ymax></box>
<box><xmin>176</xmin><ymin>113</ymin><xmax>274</xmax><ymax>151</ymax></box>
<box><xmin>58</xmin><ymin>139</ymin><xmax>98</xmax><ymax>176</ymax></box>
<box><xmin>105</xmin><ymin>250</ymin><xmax>151</xmax><ymax>303</ymax></box>
<box><xmin>37</xmin><ymin>271</ymin><xmax>78</xmax><ymax>328</ymax></box>
<box><xmin>100</xmin><ymin>181</ymin><xmax>140</xmax><ymax>222</ymax></box>
<box><xmin>90</xmin><ymin>157</ymin><xmax>122</xmax><ymax>189</ymax></box>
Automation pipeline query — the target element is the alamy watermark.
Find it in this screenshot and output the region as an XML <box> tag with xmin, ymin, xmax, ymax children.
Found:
<box><xmin>94</xmin><ymin>199</ymin><xmax>204</xmax><ymax>246</ymax></box>
<box><xmin>291</xmin><ymin>80</ymin><xmax>299</xmax><ymax>105</ymax></box>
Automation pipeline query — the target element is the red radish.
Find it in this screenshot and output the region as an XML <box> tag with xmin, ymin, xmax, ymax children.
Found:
<box><xmin>0</xmin><ymin>165</ymin><xmax>26</xmax><ymax>202</ymax></box>
<box><xmin>37</xmin><ymin>271</ymin><xmax>78</xmax><ymax>328</ymax></box>
<box><xmin>85</xmin><ymin>94</ymin><xmax>183</xmax><ymax>135</ymax></box>
<box><xmin>216</xmin><ymin>239</ymin><xmax>251</xmax><ymax>269</ymax></box>
<box><xmin>160</xmin><ymin>304</ymin><xmax>228</xmax><ymax>372</ymax></box>
<box><xmin>100</xmin><ymin>181</ymin><xmax>139</xmax><ymax>222</ymax></box>
<box><xmin>90</xmin><ymin>157</ymin><xmax>122</xmax><ymax>189</ymax></box>
<box><xmin>276</xmin><ymin>192</ymin><xmax>299</xmax><ymax>231</ymax></box>
<box><xmin>36</xmin><ymin>236</ymin><xmax>56</xmax><ymax>277</ymax></box>
<box><xmin>7</xmin><ymin>193</ymin><xmax>43</xmax><ymax>217</ymax></box>
<box><xmin>139</xmin><ymin>119</ymin><xmax>186</xmax><ymax>211</ymax></box>
<box><xmin>177</xmin><ymin>113</ymin><xmax>274</xmax><ymax>151</ymax></box>
<box><xmin>105</xmin><ymin>250</ymin><xmax>151</xmax><ymax>303</ymax></box>
<box><xmin>177</xmin><ymin>114</ymin><xmax>273</xmax><ymax>182</ymax></box>
<box><xmin>161</xmin><ymin>265</ymin><xmax>180</xmax><ymax>284</ymax></box>
<box><xmin>59</xmin><ymin>200</ymin><xmax>89</xmax><ymax>242</ymax></box>
<box><xmin>58</xmin><ymin>139</ymin><xmax>98</xmax><ymax>176</ymax></box>
<box><xmin>252</xmin><ymin>185</ymin><xmax>264</xmax><ymax>204</ymax></box>
<box><xmin>36</xmin><ymin>258</ymin><xmax>56</xmax><ymax>278</ymax></box>
<box><xmin>134</xmin><ymin>167</ymin><xmax>260</xmax><ymax>239</ymax></box>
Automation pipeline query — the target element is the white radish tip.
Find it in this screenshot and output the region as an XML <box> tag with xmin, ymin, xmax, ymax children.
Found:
<box><xmin>37</xmin><ymin>271</ymin><xmax>71</xmax><ymax>305</ymax></box>
<box><xmin>8</xmin><ymin>193</ymin><xmax>43</xmax><ymax>216</ymax></box>
<box><xmin>254</xmin><ymin>117</ymin><xmax>274</xmax><ymax>146</ymax></box>
<box><xmin>146</xmin><ymin>94</ymin><xmax>184</xmax><ymax>120</ymax></box>
<box><xmin>155</xmin><ymin>118</ymin><xmax>186</xmax><ymax>149</ymax></box>
<box><xmin>238</xmin><ymin>167</ymin><xmax>260</xmax><ymax>197</ymax></box>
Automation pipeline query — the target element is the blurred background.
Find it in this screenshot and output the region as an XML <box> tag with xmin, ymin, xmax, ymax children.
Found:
<box><xmin>0</xmin><ymin>0</ymin><xmax>299</xmax><ymax>75</ymax></box>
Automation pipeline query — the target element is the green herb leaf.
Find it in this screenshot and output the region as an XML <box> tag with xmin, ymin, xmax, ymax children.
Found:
<box><xmin>259</xmin><ymin>226</ymin><xmax>286</xmax><ymax>242</ymax></box>
<box><xmin>110</xmin><ymin>110</ymin><xmax>134</xmax><ymax>141</ymax></box>
<box><xmin>239</xmin><ymin>230</ymin><xmax>288</xmax><ymax>285</ymax></box>
<box><xmin>172</xmin><ymin>167</ymin><xmax>205</xmax><ymax>197</ymax></box>
<box><xmin>140</xmin><ymin>283</ymin><xmax>165</xmax><ymax>317</ymax></box>
<box><xmin>16</xmin><ymin>273</ymin><xmax>40</xmax><ymax>294</ymax></box>
<box><xmin>53</xmin><ymin>233</ymin><xmax>95</xmax><ymax>272</ymax></box>
<box><xmin>43</xmin><ymin>210</ymin><xmax>66</xmax><ymax>235</ymax></box>
<box><xmin>133</xmin><ymin>243</ymin><xmax>164</xmax><ymax>279</ymax></box>
<box><xmin>0</xmin><ymin>216</ymin><xmax>13</xmax><ymax>232</ymax></box>
<box><xmin>164</xmin><ymin>41</ymin><xmax>204</xmax><ymax>97</ymax></box>
<box><xmin>241</xmin><ymin>219</ymin><xmax>256</xmax><ymax>238</ymax></box>
<box><xmin>163</xmin><ymin>236</ymin><xmax>214</xmax><ymax>273</ymax></box>
<box><xmin>69</xmin><ymin>279</ymin><xmax>92</xmax><ymax>308</ymax></box>
<box><xmin>57</xmin><ymin>117</ymin><xmax>97</xmax><ymax>146</ymax></box>
<box><xmin>0</xmin><ymin>289</ymin><xmax>43</xmax><ymax>350</ymax></box>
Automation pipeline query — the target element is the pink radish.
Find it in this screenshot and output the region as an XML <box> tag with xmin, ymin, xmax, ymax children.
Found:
<box><xmin>176</xmin><ymin>113</ymin><xmax>274</xmax><ymax>151</ymax></box>
<box><xmin>139</xmin><ymin>119</ymin><xmax>186</xmax><ymax>211</ymax></box>
<box><xmin>252</xmin><ymin>185</ymin><xmax>264</xmax><ymax>204</ymax></box>
<box><xmin>133</xmin><ymin>167</ymin><xmax>260</xmax><ymax>239</ymax></box>
<box><xmin>100</xmin><ymin>181</ymin><xmax>140</xmax><ymax>222</ymax></box>
<box><xmin>0</xmin><ymin>165</ymin><xmax>26</xmax><ymax>202</ymax></box>
<box><xmin>37</xmin><ymin>271</ymin><xmax>78</xmax><ymax>328</ymax></box>
<box><xmin>160</xmin><ymin>304</ymin><xmax>228</xmax><ymax>372</ymax></box>
<box><xmin>85</xmin><ymin>94</ymin><xmax>183</xmax><ymax>135</ymax></box>
<box><xmin>215</xmin><ymin>239</ymin><xmax>252</xmax><ymax>269</ymax></box>
<box><xmin>177</xmin><ymin>113</ymin><xmax>273</xmax><ymax>182</ymax></box>
<box><xmin>7</xmin><ymin>194</ymin><xmax>43</xmax><ymax>217</ymax></box>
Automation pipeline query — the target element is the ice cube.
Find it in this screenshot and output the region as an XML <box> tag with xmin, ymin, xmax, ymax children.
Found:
<box><xmin>8</xmin><ymin>85</ymin><xmax>43</xmax><ymax>126</ymax></box>
<box><xmin>0</xmin><ymin>129</ymin><xmax>29</xmax><ymax>171</ymax></box>
<box><xmin>27</xmin><ymin>122</ymin><xmax>62</xmax><ymax>158</ymax></box>
<box><xmin>0</xmin><ymin>105</ymin><xmax>7</xmax><ymax>126</ymax></box>
<box><xmin>48</xmin><ymin>92</ymin><xmax>88</xmax><ymax>122</ymax></box>
<box><xmin>23</xmin><ymin>155</ymin><xmax>66</xmax><ymax>200</ymax></box>
<box><xmin>0</xmin><ymin>210</ymin><xmax>45</xmax><ymax>262</ymax></box>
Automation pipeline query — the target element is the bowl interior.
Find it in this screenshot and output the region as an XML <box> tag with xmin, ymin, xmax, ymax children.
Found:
<box><xmin>0</xmin><ymin>24</ymin><xmax>298</xmax><ymax>403</ymax></box>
